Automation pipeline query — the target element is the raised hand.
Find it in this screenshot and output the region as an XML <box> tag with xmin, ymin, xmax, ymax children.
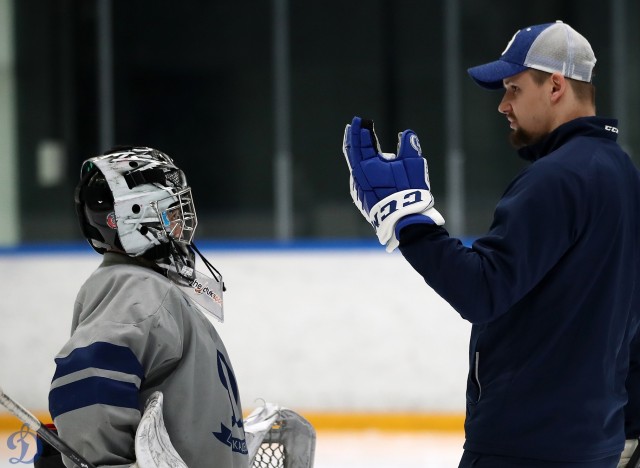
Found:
<box><xmin>342</xmin><ymin>116</ymin><xmax>444</xmax><ymax>252</ymax></box>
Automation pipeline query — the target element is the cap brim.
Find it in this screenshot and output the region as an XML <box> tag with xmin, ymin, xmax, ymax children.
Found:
<box><xmin>467</xmin><ymin>60</ymin><xmax>528</xmax><ymax>90</ymax></box>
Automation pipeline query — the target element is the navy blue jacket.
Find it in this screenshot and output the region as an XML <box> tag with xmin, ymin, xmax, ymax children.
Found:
<box><xmin>399</xmin><ymin>117</ymin><xmax>640</xmax><ymax>462</ymax></box>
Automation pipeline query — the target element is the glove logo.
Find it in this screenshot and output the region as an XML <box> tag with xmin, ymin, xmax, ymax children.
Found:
<box><xmin>374</xmin><ymin>200</ymin><xmax>398</xmax><ymax>227</ymax></box>
<box><xmin>410</xmin><ymin>134</ymin><xmax>422</xmax><ymax>155</ymax></box>
<box><xmin>403</xmin><ymin>190</ymin><xmax>423</xmax><ymax>207</ymax></box>
<box><xmin>371</xmin><ymin>190</ymin><xmax>424</xmax><ymax>228</ymax></box>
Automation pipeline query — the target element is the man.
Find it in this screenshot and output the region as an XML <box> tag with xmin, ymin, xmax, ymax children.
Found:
<box><xmin>342</xmin><ymin>21</ymin><xmax>640</xmax><ymax>467</ymax></box>
<box><xmin>46</xmin><ymin>147</ymin><xmax>248</xmax><ymax>467</ymax></box>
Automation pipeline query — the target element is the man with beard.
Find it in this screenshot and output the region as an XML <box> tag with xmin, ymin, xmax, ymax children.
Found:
<box><xmin>341</xmin><ymin>21</ymin><xmax>640</xmax><ymax>467</ymax></box>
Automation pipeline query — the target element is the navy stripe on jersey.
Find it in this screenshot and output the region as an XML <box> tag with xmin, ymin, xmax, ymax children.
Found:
<box><xmin>49</xmin><ymin>376</ymin><xmax>140</xmax><ymax>419</ymax></box>
<box><xmin>52</xmin><ymin>342</ymin><xmax>144</xmax><ymax>381</ymax></box>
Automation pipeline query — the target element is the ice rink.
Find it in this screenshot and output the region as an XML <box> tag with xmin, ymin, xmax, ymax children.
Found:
<box><xmin>0</xmin><ymin>428</ymin><xmax>464</xmax><ymax>467</ymax></box>
<box><xmin>313</xmin><ymin>430</ymin><xmax>464</xmax><ymax>467</ymax></box>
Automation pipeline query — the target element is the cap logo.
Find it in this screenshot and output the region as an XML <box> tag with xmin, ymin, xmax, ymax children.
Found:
<box><xmin>501</xmin><ymin>30</ymin><xmax>521</xmax><ymax>56</ymax></box>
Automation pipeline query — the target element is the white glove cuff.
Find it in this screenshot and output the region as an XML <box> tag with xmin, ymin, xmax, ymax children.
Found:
<box><xmin>369</xmin><ymin>189</ymin><xmax>434</xmax><ymax>245</ymax></box>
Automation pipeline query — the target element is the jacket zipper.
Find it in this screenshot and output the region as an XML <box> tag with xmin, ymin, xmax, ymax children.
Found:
<box><xmin>475</xmin><ymin>351</ymin><xmax>482</xmax><ymax>402</ymax></box>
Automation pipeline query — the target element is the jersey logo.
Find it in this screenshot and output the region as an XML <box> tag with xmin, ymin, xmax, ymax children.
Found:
<box><xmin>212</xmin><ymin>352</ymin><xmax>247</xmax><ymax>455</ymax></box>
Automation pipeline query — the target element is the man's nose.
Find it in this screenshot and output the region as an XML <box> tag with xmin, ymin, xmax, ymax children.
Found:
<box><xmin>498</xmin><ymin>94</ymin><xmax>511</xmax><ymax>114</ymax></box>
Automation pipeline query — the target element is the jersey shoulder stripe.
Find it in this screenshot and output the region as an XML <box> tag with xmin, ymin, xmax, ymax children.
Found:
<box><xmin>53</xmin><ymin>341</ymin><xmax>144</xmax><ymax>381</ymax></box>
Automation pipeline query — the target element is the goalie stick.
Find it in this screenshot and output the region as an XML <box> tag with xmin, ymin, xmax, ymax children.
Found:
<box><xmin>0</xmin><ymin>385</ymin><xmax>96</xmax><ymax>468</ymax></box>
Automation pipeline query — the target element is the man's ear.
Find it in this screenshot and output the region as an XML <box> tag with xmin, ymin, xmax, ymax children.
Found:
<box><xmin>550</xmin><ymin>73</ymin><xmax>566</xmax><ymax>103</ymax></box>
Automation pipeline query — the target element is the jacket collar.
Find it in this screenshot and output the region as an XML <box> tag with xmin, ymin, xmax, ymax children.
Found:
<box><xmin>517</xmin><ymin>116</ymin><xmax>619</xmax><ymax>162</ymax></box>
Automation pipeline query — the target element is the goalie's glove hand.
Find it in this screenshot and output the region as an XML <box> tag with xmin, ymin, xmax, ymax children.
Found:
<box><xmin>342</xmin><ymin>116</ymin><xmax>444</xmax><ymax>252</ymax></box>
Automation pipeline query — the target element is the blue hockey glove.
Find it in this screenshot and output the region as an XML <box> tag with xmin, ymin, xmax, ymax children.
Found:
<box><xmin>342</xmin><ymin>116</ymin><xmax>444</xmax><ymax>252</ymax></box>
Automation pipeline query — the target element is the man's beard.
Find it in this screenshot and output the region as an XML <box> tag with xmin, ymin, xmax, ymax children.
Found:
<box><xmin>509</xmin><ymin>127</ymin><xmax>544</xmax><ymax>149</ymax></box>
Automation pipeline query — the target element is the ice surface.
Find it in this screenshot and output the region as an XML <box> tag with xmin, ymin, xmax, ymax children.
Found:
<box><xmin>0</xmin><ymin>429</ymin><xmax>464</xmax><ymax>468</ymax></box>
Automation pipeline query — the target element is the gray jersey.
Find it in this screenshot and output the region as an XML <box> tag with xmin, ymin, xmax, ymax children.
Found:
<box><xmin>49</xmin><ymin>252</ymin><xmax>248</xmax><ymax>468</ymax></box>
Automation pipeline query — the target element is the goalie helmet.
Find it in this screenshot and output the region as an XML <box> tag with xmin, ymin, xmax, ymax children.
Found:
<box><xmin>75</xmin><ymin>146</ymin><xmax>197</xmax><ymax>258</ymax></box>
<box><xmin>75</xmin><ymin>146</ymin><xmax>226</xmax><ymax>323</ymax></box>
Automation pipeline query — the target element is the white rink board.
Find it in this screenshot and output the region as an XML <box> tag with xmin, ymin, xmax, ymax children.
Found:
<box><xmin>0</xmin><ymin>247</ymin><xmax>470</xmax><ymax>413</ymax></box>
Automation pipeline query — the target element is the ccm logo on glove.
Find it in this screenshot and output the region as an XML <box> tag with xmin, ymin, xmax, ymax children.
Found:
<box><xmin>372</xmin><ymin>190</ymin><xmax>426</xmax><ymax>226</ymax></box>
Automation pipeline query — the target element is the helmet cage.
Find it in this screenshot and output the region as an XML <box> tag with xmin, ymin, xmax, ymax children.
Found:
<box><xmin>153</xmin><ymin>187</ymin><xmax>197</xmax><ymax>245</ymax></box>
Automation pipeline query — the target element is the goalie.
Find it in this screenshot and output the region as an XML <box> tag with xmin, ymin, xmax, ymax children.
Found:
<box><xmin>45</xmin><ymin>147</ymin><xmax>248</xmax><ymax>467</ymax></box>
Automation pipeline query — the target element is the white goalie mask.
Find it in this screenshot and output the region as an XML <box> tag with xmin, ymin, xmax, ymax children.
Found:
<box><xmin>75</xmin><ymin>147</ymin><xmax>225</xmax><ymax>322</ymax></box>
<box><xmin>76</xmin><ymin>147</ymin><xmax>196</xmax><ymax>256</ymax></box>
